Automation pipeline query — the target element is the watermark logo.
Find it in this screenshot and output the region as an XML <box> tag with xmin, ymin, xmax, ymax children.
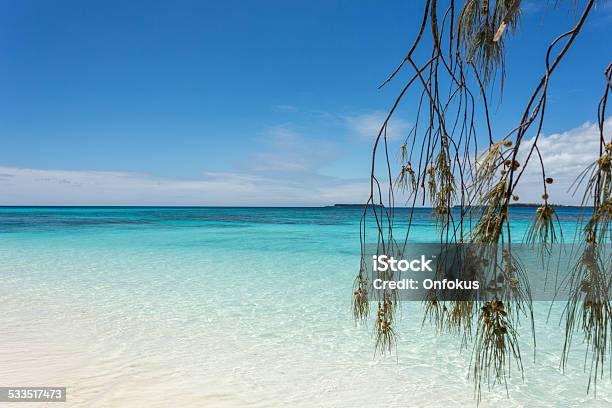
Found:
<box><xmin>365</xmin><ymin>243</ymin><xmax>612</xmax><ymax>301</ymax></box>
<box><xmin>372</xmin><ymin>254</ymin><xmax>434</xmax><ymax>272</ymax></box>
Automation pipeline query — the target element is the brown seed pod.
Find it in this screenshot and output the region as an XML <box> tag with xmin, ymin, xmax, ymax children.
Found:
<box><xmin>512</xmin><ymin>195</ymin><xmax>519</xmax><ymax>201</ymax></box>
<box><xmin>545</xmin><ymin>177</ymin><xmax>553</xmax><ymax>184</ymax></box>
<box><xmin>542</xmin><ymin>193</ymin><xmax>549</xmax><ymax>200</ymax></box>
<box><xmin>598</xmin><ymin>154</ymin><xmax>611</xmax><ymax>171</ymax></box>
<box><xmin>503</xmin><ymin>159</ymin><xmax>512</xmax><ymax>167</ymax></box>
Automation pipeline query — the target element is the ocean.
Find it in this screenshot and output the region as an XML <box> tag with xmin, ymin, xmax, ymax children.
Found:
<box><xmin>0</xmin><ymin>206</ymin><xmax>609</xmax><ymax>407</ymax></box>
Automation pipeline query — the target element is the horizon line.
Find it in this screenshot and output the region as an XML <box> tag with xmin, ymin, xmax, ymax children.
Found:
<box><xmin>0</xmin><ymin>204</ymin><xmax>596</xmax><ymax>209</ymax></box>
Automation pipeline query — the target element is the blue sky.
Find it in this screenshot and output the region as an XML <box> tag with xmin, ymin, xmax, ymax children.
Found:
<box><xmin>0</xmin><ymin>0</ymin><xmax>611</xmax><ymax>205</ymax></box>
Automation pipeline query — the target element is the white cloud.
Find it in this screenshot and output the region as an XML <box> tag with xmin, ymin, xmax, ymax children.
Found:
<box><xmin>3</xmin><ymin>119</ymin><xmax>607</xmax><ymax>206</ymax></box>
<box><xmin>343</xmin><ymin>111</ymin><xmax>411</xmax><ymax>141</ymax></box>
<box><xmin>0</xmin><ymin>166</ymin><xmax>370</xmax><ymax>206</ymax></box>
<box><xmin>514</xmin><ymin>117</ymin><xmax>612</xmax><ymax>205</ymax></box>
<box><xmin>0</xmin><ymin>122</ymin><xmax>371</xmax><ymax>206</ymax></box>
<box><xmin>247</xmin><ymin>125</ymin><xmax>336</xmax><ymax>173</ymax></box>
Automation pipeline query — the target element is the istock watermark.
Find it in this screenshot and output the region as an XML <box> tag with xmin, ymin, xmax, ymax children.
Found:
<box><xmin>372</xmin><ymin>254</ymin><xmax>434</xmax><ymax>272</ymax></box>
<box><xmin>364</xmin><ymin>243</ymin><xmax>611</xmax><ymax>302</ymax></box>
<box><xmin>370</xmin><ymin>248</ymin><xmax>480</xmax><ymax>295</ymax></box>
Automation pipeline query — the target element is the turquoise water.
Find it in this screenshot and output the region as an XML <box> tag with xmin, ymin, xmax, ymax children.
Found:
<box><xmin>0</xmin><ymin>207</ymin><xmax>609</xmax><ymax>407</ymax></box>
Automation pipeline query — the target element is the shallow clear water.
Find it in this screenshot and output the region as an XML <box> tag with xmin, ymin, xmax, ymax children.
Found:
<box><xmin>0</xmin><ymin>207</ymin><xmax>609</xmax><ymax>407</ymax></box>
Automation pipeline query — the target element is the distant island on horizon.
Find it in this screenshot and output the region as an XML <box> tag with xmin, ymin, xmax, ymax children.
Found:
<box><xmin>328</xmin><ymin>203</ymin><xmax>384</xmax><ymax>208</ymax></box>
<box><xmin>329</xmin><ymin>203</ymin><xmax>593</xmax><ymax>209</ymax></box>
